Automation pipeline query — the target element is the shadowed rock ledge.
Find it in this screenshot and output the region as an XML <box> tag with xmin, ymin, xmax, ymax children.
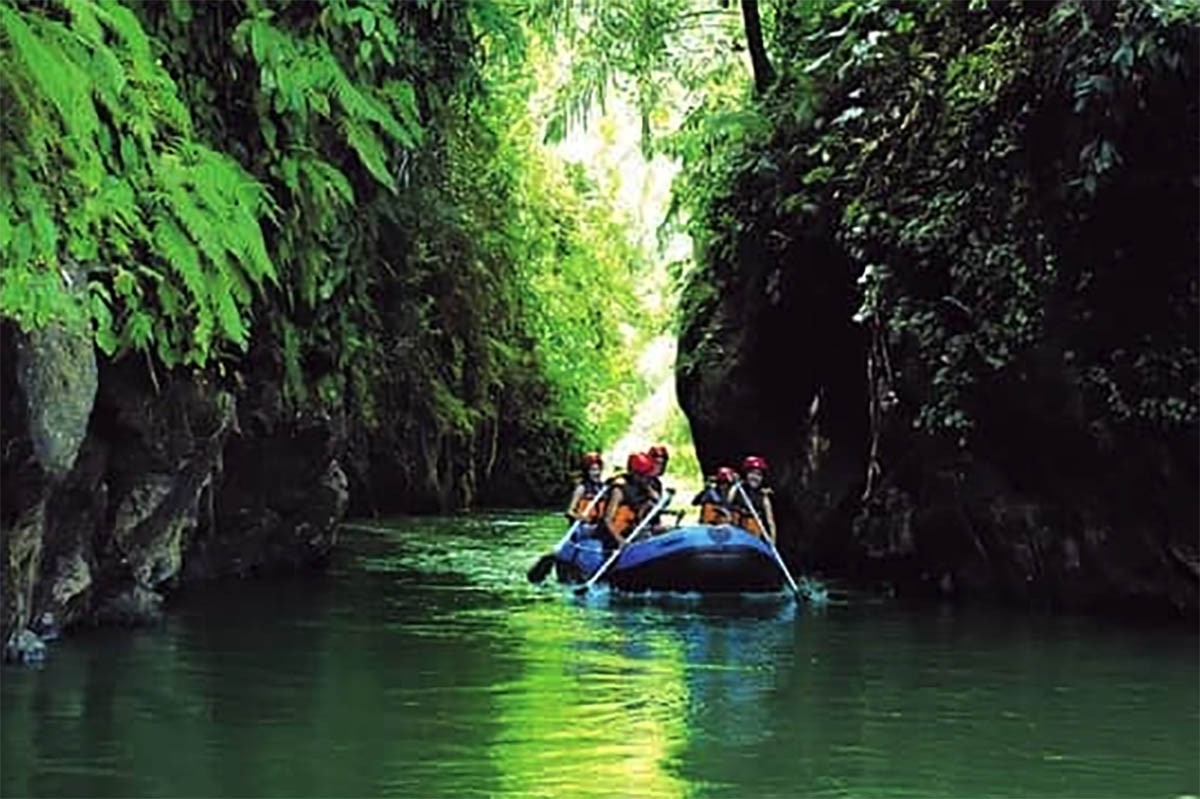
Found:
<box><xmin>2</xmin><ymin>322</ymin><xmax>347</xmax><ymax>660</ymax></box>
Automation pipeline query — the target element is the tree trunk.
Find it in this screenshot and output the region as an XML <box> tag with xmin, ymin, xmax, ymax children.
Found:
<box><xmin>740</xmin><ymin>0</ymin><xmax>776</xmax><ymax>95</ymax></box>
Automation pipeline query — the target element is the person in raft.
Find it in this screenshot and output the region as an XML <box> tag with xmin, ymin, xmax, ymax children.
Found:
<box><xmin>565</xmin><ymin>451</ymin><xmax>607</xmax><ymax>524</ymax></box>
<box><xmin>645</xmin><ymin>443</ymin><xmax>677</xmax><ymax>530</ymax></box>
<box><xmin>692</xmin><ymin>466</ymin><xmax>736</xmax><ymax>524</ymax></box>
<box><xmin>598</xmin><ymin>452</ymin><xmax>658</xmax><ymax>551</ymax></box>
<box><xmin>647</xmin><ymin>444</ymin><xmax>670</xmax><ymax>498</ymax></box>
<box><xmin>731</xmin><ymin>455</ymin><xmax>777</xmax><ymax>541</ymax></box>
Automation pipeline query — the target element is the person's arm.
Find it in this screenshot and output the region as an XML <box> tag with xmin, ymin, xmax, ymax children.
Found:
<box><xmin>604</xmin><ymin>486</ymin><xmax>626</xmax><ymax>545</ymax></box>
<box><xmin>647</xmin><ymin>482</ymin><xmax>662</xmax><ymax>505</ymax></box>
<box><xmin>763</xmin><ymin>493</ymin><xmax>777</xmax><ymax>542</ymax></box>
<box><xmin>565</xmin><ymin>484</ymin><xmax>585</xmax><ymax>521</ymax></box>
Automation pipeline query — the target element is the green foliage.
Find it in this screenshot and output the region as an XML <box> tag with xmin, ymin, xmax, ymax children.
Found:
<box><xmin>509</xmin><ymin>140</ymin><xmax>646</xmax><ymax>446</ymax></box>
<box><xmin>0</xmin><ymin>0</ymin><xmax>675</xmax><ymax>509</ymax></box>
<box><xmin>418</xmin><ymin>39</ymin><xmax>649</xmax><ymax>469</ymax></box>
<box><xmin>126</xmin><ymin>0</ymin><xmax>645</xmax><ymax>505</ymax></box>
<box><xmin>660</xmin><ymin>400</ymin><xmax>700</xmax><ymax>485</ymax></box>
<box><xmin>679</xmin><ymin>0</ymin><xmax>1198</xmax><ymax>442</ymax></box>
<box><xmin>536</xmin><ymin>0</ymin><xmax>749</xmax><ymax>156</ymax></box>
<box><xmin>0</xmin><ymin>0</ymin><xmax>277</xmax><ymax>365</ymax></box>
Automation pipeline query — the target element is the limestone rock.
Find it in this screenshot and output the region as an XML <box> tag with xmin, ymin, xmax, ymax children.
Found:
<box><xmin>94</xmin><ymin>585</ymin><xmax>164</xmax><ymax>626</ymax></box>
<box><xmin>16</xmin><ymin>321</ymin><xmax>97</xmax><ymax>479</ymax></box>
<box><xmin>4</xmin><ymin>628</ymin><xmax>46</xmax><ymax>664</ymax></box>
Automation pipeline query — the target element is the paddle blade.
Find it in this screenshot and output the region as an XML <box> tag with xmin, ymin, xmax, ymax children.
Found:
<box><xmin>526</xmin><ymin>553</ymin><xmax>556</xmax><ymax>583</ymax></box>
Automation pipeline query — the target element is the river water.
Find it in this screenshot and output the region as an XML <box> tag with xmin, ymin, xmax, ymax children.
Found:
<box><xmin>2</xmin><ymin>511</ymin><xmax>1196</xmax><ymax>798</ymax></box>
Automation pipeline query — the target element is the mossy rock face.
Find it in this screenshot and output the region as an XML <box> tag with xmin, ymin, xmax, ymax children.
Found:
<box><xmin>3</xmin><ymin>332</ymin><xmax>358</xmax><ymax>652</ymax></box>
<box><xmin>2</xmin><ymin>316</ymin><xmax>98</xmax><ymax>648</ymax></box>
<box><xmin>677</xmin><ymin>232</ymin><xmax>870</xmax><ymax>559</ymax></box>
<box><xmin>16</xmin><ymin>321</ymin><xmax>97</xmax><ymax>480</ymax></box>
<box><xmin>675</xmin><ymin>1</ymin><xmax>1198</xmax><ymax>617</ymax></box>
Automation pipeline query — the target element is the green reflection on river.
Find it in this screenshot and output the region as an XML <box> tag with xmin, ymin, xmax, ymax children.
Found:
<box><xmin>487</xmin><ymin>600</ymin><xmax>690</xmax><ymax>798</ymax></box>
<box><xmin>2</xmin><ymin>511</ymin><xmax>1197</xmax><ymax>798</ymax></box>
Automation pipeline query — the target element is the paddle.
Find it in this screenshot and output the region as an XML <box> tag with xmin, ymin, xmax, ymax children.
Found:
<box><xmin>575</xmin><ymin>488</ymin><xmax>675</xmax><ymax>595</ymax></box>
<box><xmin>733</xmin><ymin>479</ymin><xmax>801</xmax><ymax>597</ymax></box>
<box><xmin>527</xmin><ymin>485</ymin><xmax>611</xmax><ymax>583</ymax></box>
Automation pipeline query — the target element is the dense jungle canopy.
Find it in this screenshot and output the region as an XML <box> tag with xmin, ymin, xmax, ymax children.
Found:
<box><xmin>1</xmin><ymin>0</ymin><xmax>674</xmax><ymax>510</ymax></box>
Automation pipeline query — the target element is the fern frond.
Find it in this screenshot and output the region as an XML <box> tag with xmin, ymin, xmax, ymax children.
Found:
<box><xmin>166</xmin><ymin>182</ymin><xmax>226</xmax><ymax>276</ymax></box>
<box><xmin>94</xmin><ymin>0</ymin><xmax>153</xmax><ymax>83</ymax></box>
<box><xmin>64</xmin><ymin>0</ymin><xmax>104</xmax><ymax>44</ymax></box>
<box><xmin>190</xmin><ymin>149</ymin><xmax>237</xmax><ymax>221</ymax></box>
<box><xmin>154</xmin><ymin>317</ymin><xmax>181</xmax><ymax>367</ymax></box>
<box><xmin>89</xmin><ymin>40</ymin><xmax>128</xmax><ymax>115</ymax></box>
<box><xmin>0</xmin><ymin>6</ymin><xmax>100</xmax><ymax>155</ymax></box>
<box><xmin>382</xmin><ymin>79</ymin><xmax>424</xmax><ymax>145</ymax></box>
<box><xmin>300</xmin><ymin>157</ymin><xmax>355</xmax><ymax>206</ymax></box>
<box><xmin>90</xmin><ymin>282</ymin><xmax>119</xmax><ymax>355</ymax></box>
<box><xmin>468</xmin><ymin>0</ymin><xmax>526</xmax><ymax>62</ymax></box>
<box><xmin>209</xmin><ymin>270</ymin><xmax>248</xmax><ymax>349</ymax></box>
<box><xmin>0</xmin><ymin>204</ymin><xmax>12</xmax><ymax>255</ymax></box>
<box><xmin>91</xmin><ymin>0</ymin><xmax>191</xmax><ymax>134</ymax></box>
<box><xmin>92</xmin><ymin>176</ymin><xmax>143</xmax><ymax>236</ymax></box>
<box><xmin>226</xmin><ymin>185</ymin><xmax>277</xmax><ymax>286</ymax></box>
<box><xmin>342</xmin><ymin>118</ymin><xmax>396</xmax><ymax>193</ymax></box>
<box><xmin>122</xmin><ymin>308</ymin><xmax>154</xmax><ymax>350</ymax></box>
<box><xmin>336</xmin><ymin>70</ymin><xmax>414</xmax><ymax>148</ymax></box>
<box><xmin>152</xmin><ymin>214</ymin><xmax>205</xmax><ymax>308</ymax></box>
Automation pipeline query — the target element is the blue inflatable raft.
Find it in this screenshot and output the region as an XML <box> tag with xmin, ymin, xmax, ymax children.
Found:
<box><xmin>554</xmin><ymin>524</ymin><xmax>784</xmax><ymax>592</ymax></box>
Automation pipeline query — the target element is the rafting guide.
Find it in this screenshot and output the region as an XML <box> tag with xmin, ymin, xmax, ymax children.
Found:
<box><xmin>730</xmin><ymin>456</ymin><xmax>777</xmax><ymax>541</ymax></box>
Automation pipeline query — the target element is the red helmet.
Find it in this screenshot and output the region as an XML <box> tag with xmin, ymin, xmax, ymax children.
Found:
<box><xmin>741</xmin><ymin>455</ymin><xmax>768</xmax><ymax>473</ymax></box>
<box><xmin>648</xmin><ymin>444</ymin><xmax>670</xmax><ymax>460</ymax></box>
<box><xmin>716</xmin><ymin>466</ymin><xmax>736</xmax><ymax>483</ymax></box>
<box><xmin>581</xmin><ymin>451</ymin><xmax>603</xmax><ymax>468</ymax></box>
<box><xmin>627</xmin><ymin>452</ymin><xmax>655</xmax><ymax>476</ymax></box>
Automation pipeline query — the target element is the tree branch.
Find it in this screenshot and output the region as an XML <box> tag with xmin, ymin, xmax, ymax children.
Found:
<box><xmin>740</xmin><ymin>0</ymin><xmax>776</xmax><ymax>95</ymax></box>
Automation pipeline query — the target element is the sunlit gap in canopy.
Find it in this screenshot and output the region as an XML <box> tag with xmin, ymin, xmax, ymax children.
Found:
<box><xmin>543</xmin><ymin>85</ymin><xmax>703</xmax><ymax>497</ymax></box>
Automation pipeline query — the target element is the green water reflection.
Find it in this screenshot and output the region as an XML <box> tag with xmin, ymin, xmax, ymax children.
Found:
<box><xmin>2</xmin><ymin>512</ymin><xmax>1196</xmax><ymax>798</ymax></box>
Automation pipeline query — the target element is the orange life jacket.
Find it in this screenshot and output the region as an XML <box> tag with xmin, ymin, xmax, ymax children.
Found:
<box><xmin>737</xmin><ymin>513</ymin><xmax>765</xmax><ymax>537</ymax></box>
<box><xmin>732</xmin><ymin>486</ymin><xmax>770</xmax><ymax>538</ymax></box>
<box><xmin>608</xmin><ymin>505</ymin><xmax>637</xmax><ymax>536</ymax></box>
<box><xmin>571</xmin><ymin>478</ymin><xmax>607</xmax><ymax>522</ymax></box>
<box><xmin>604</xmin><ymin>476</ymin><xmax>650</xmax><ymax>537</ymax></box>
<box><xmin>693</xmin><ymin>485</ymin><xmax>731</xmax><ymax>525</ymax></box>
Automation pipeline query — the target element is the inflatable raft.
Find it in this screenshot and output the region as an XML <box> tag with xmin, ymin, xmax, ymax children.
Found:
<box><xmin>554</xmin><ymin>524</ymin><xmax>784</xmax><ymax>592</ymax></box>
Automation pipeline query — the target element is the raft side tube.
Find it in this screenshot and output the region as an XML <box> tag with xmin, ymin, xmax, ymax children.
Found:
<box><xmin>554</xmin><ymin>524</ymin><xmax>784</xmax><ymax>593</ymax></box>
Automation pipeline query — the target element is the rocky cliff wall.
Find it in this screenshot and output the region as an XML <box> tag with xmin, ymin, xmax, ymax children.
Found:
<box><xmin>676</xmin><ymin>1</ymin><xmax>1198</xmax><ymax>618</ymax></box>
<box><xmin>1</xmin><ymin>322</ymin><xmax>347</xmax><ymax>661</ymax></box>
